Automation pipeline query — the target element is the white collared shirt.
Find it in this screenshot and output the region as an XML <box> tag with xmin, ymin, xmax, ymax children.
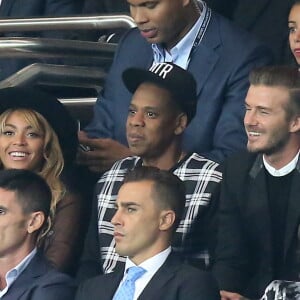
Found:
<box><xmin>0</xmin><ymin>248</ymin><xmax>37</xmax><ymax>298</ymax></box>
<box><xmin>116</xmin><ymin>247</ymin><xmax>171</xmax><ymax>300</ymax></box>
<box><xmin>152</xmin><ymin>0</ymin><xmax>207</xmax><ymax>70</ymax></box>
<box><xmin>263</xmin><ymin>151</ymin><xmax>300</xmax><ymax>177</ymax></box>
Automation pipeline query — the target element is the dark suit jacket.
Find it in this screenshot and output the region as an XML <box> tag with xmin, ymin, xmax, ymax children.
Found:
<box><xmin>85</xmin><ymin>10</ymin><xmax>272</xmax><ymax>163</ymax></box>
<box><xmin>0</xmin><ymin>0</ymin><xmax>82</xmax><ymax>79</ymax></box>
<box><xmin>2</xmin><ymin>252</ymin><xmax>76</xmax><ymax>300</ymax></box>
<box><xmin>232</xmin><ymin>0</ymin><xmax>294</xmax><ymax>63</ymax></box>
<box><xmin>213</xmin><ymin>152</ymin><xmax>300</xmax><ymax>299</ymax></box>
<box><xmin>75</xmin><ymin>253</ymin><xmax>220</xmax><ymax>300</ymax></box>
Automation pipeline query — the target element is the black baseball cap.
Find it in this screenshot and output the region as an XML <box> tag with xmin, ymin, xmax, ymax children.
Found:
<box><xmin>122</xmin><ymin>62</ymin><xmax>197</xmax><ymax>123</ymax></box>
<box><xmin>0</xmin><ymin>87</ymin><xmax>78</xmax><ymax>166</ymax></box>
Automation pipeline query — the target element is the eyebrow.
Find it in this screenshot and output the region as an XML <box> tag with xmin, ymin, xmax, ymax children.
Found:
<box><xmin>4</xmin><ymin>123</ymin><xmax>34</xmax><ymax>130</ymax></box>
<box><xmin>115</xmin><ymin>201</ymin><xmax>140</xmax><ymax>208</ymax></box>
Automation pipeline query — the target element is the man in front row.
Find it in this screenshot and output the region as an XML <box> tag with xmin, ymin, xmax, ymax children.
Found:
<box><xmin>76</xmin><ymin>167</ymin><xmax>220</xmax><ymax>300</ymax></box>
<box><xmin>213</xmin><ymin>66</ymin><xmax>300</xmax><ymax>300</ymax></box>
<box><xmin>0</xmin><ymin>169</ymin><xmax>75</xmax><ymax>300</ymax></box>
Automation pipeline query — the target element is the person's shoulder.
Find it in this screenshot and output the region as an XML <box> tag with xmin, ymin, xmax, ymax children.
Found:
<box><xmin>221</xmin><ymin>151</ymin><xmax>259</xmax><ymax>182</ymax></box>
<box><xmin>181</xmin><ymin>153</ymin><xmax>222</xmax><ymax>174</ymax></box>
<box><xmin>19</xmin><ymin>253</ymin><xmax>76</xmax><ymax>299</ymax></box>
<box><xmin>117</xmin><ymin>27</ymin><xmax>150</xmax><ymax>50</ymax></box>
<box><xmin>224</xmin><ymin>150</ymin><xmax>257</xmax><ymax>167</ymax></box>
<box><xmin>169</xmin><ymin>259</ymin><xmax>220</xmax><ymax>299</ymax></box>
<box><xmin>97</xmin><ymin>156</ymin><xmax>141</xmax><ymax>184</ymax></box>
<box><xmin>209</xmin><ymin>10</ymin><xmax>270</xmax><ymax>53</ymax></box>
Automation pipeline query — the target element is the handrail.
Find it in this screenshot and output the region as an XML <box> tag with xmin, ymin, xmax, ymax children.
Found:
<box><xmin>0</xmin><ymin>37</ymin><xmax>116</xmax><ymax>61</ymax></box>
<box><xmin>0</xmin><ymin>14</ymin><xmax>136</xmax><ymax>32</ymax></box>
<box><xmin>0</xmin><ymin>63</ymin><xmax>106</xmax><ymax>90</ymax></box>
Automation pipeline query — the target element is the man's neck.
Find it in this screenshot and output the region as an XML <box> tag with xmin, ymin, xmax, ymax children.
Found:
<box><xmin>263</xmin><ymin>141</ymin><xmax>300</xmax><ymax>170</ymax></box>
<box><xmin>142</xmin><ymin>145</ymin><xmax>185</xmax><ymax>170</ymax></box>
<box><xmin>163</xmin><ymin>2</ymin><xmax>200</xmax><ymax>51</ymax></box>
<box><xmin>0</xmin><ymin>246</ymin><xmax>35</xmax><ymax>283</ymax></box>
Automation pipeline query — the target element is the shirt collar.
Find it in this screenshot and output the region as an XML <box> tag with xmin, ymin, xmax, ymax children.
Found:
<box><xmin>263</xmin><ymin>151</ymin><xmax>300</xmax><ymax>177</ymax></box>
<box><xmin>124</xmin><ymin>246</ymin><xmax>171</xmax><ymax>276</ymax></box>
<box><xmin>0</xmin><ymin>248</ymin><xmax>37</xmax><ymax>296</ymax></box>
<box><xmin>152</xmin><ymin>0</ymin><xmax>206</xmax><ymax>69</ymax></box>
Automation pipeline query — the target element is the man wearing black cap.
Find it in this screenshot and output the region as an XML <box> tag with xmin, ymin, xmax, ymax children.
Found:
<box><xmin>77</xmin><ymin>62</ymin><xmax>222</xmax><ymax>280</ymax></box>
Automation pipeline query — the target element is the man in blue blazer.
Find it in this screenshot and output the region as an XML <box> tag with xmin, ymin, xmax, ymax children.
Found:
<box><xmin>0</xmin><ymin>0</ymin><xmax>82</xmax><ymax>79</ymax></box>
<box><xmin>77</xmin><ymin>0</ymin><xmax>272</xmax><ymax>173</ymax></box>
<box><xmin>0</xmin><ymin>169</ymin><xmax>75</xmax><ymax>300</ymax></box>
<box><xmin>75</xmin><ymin>167</ymin><xmax>220</xmax><ymax>300</ymax></box>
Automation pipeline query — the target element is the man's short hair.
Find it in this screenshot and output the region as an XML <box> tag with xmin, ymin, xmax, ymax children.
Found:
<box><xmin>0</xmin><ymin>169</ymin><xmax>51</xmax><ymax>218</ymax></box>
<box><xmin>249</xmin><ymin>66</ymin><xmax>300</xmax><ymax>118</ymax></box>
<box><xmin>123</xmin><ymin>166</ymin><xmax>186</xmax><ymax>230</ymax></box>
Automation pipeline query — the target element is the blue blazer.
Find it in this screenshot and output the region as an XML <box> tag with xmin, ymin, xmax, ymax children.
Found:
<box><xmin>2</xmin><ymin>252</ymin><xmax>76</xmax><ymax>300</ymax></box>
<box><xmin>85</xmin><ymin>10</ymin><xmax>272</xmax><ymax>163</ymax></box>
<box><xmin>75</xmin><ymin>253</ymin><xmax>220</xmax><ymax>300</ymax></box>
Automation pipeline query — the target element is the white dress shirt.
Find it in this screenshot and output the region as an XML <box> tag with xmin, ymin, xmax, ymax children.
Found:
<box><xmin>116</xmin><ymin>247</ymin><xmax>172</xmax><ymax>300</ymax></box>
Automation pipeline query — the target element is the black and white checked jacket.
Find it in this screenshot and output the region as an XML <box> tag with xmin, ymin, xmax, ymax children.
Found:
<box><xmin>95</xmin><ymin>153</ymin><xmax>222</xmax><ymax>273</ymax></box>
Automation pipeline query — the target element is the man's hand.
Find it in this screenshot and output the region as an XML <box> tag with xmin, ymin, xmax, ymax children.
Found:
<box><xmin>220</xmin><ymin>290</ymin><xmax>244</xmax><ymax>300</ymax></box>
<box><xmin>77</xmin><ymin>131</ymin><xmax>131</xmax><ymax>173</ymax></box>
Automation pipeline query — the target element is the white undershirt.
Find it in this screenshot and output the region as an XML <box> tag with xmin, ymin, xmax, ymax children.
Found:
<box><xmin>263</xmin><ymin>151</ymin><xmax>300</xmax><ymax>177</ymax></box>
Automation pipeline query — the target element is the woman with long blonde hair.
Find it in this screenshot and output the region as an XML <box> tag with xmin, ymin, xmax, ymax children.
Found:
<box><xmin>0</xmin><ymin>87</ymin><xmax>82</xmax><ymax>275</ymax></box>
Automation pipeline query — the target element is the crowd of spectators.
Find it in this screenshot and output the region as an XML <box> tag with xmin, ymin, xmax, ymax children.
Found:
<box><xmin>0</xmin><ymin>1</ymin><xmax>299</xmax><ymax>300</ymax></box>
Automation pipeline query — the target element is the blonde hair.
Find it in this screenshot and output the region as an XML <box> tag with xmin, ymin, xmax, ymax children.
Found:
<box><xmin>0</xmin><ymin>108</ymin><xmax>65</xmax><ymax>236</ymax></box>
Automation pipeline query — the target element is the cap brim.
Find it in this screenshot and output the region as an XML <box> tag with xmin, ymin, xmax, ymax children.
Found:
<box><xmin>122</xmin><ymin>68</ymin><xmax>171</xmax><ymax>94</ymax></box>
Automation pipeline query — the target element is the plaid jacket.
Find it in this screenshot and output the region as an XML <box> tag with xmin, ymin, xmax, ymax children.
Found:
<box><xmin>93</xmin><ymin>153</ymin><xmax>222</xmax><ymax>274</ymax></box>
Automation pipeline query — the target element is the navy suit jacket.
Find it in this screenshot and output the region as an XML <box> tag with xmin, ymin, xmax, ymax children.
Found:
<box><xmin>75</xmin><ymin>253</ymin><xmax>220</xmax><ymax>300</ymax></box>
<box><xmin>2</xmin><ymin>252</ymin><xmax>76</xmax><ymax>300</ymax></box>
<box><xmin>85</xmin><ymin>10</ymin><xmax>272</xmax><ymax>163</ymax></box>
<box><xmin>213</xmin><ymin>152</ymin><xmax>300</xmax><ymax>299</ymax></box>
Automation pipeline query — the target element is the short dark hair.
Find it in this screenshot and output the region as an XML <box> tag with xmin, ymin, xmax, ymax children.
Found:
<box><xmin>0</xmin><ymin>169</ymin><xmax>51</xmax><ymax>219</ymax></box>
<box><xmin>249</xmin><ymin>66</ymin><xmax>300</xmax><ymax>119</ymax></box>
<box><xmin>123</xmin><ymin>166</ymin><xmax>186</xmax><ymax>230</ymax></box>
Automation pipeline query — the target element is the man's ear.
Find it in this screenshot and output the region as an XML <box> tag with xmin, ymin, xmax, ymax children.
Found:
<box><xmin>174</xmin><ymin>113</ymin><xmax>188</xmax><ymax>135</ymax></box>
<box><xmin>27</xmin><ymin>212</ymin><xmax>45</xmax><ymax>234</ymax></box>
<box><xmin>289</xmin><ymin>115</ymin><xmax>300</xmax><ymax>133</ymax></box>
<box><xmin>159</xmin><ymin>210</ymin><xmax>176</xmax><ymax>231</ymax></box>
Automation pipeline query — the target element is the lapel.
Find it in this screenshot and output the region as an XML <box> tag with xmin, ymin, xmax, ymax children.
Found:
<box><xmin>0</xmin><ymin>0</ymin><xmax>16</xmax><ymax>16</ymax></box>
<box><xmin>247</xmin><ymin>156</ymin><xmax>272</xmax><ymax>253</ymax></box>
<box><xmin>96</xmin><ymin>269</ymin><xmax>124</xmax><ymax>300</ymax></box>
<box><xmin>232</xmin><ymin>0</ymin><xmax>270</xmax><ymax>29</ymax></box>
<box><xmin>138</xmin><ymin>253</ymin><xmax>179</xmax><ymax>299</ymax></box>
<box><xmin>4</xmin><ymin>252</ymin><xmax>48</xmax><ymax>299</ymax></box>
<box><xmin>187</xmin><ymin>11</ymin><xmax>220</xmax><ymax>98</ymax></box>
<box><xmin>284</xmin><ymin>162</ymin><xmax>300</xmax><ymax>256</ymax></box>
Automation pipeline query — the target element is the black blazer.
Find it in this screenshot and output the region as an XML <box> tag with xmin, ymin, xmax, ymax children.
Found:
<box><xmin>213</xmin><ymin>152</ymin><xmax>300</xmax><ymax>299</ymax></box>
<box><xmin>2</xmin><ymin>252</ymin><xmax>76</xmax><ymax>300</ymax></box>
<box><xmin>76</xmin><ymin>253</ymin><xmax>220</xmax><ymax>300</ymax></box>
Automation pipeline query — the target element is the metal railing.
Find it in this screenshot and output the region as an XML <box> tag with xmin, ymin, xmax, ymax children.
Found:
<box><xmin>0</xmin><ymin>14</ymin><xmax>136</xmax><ymax>32</ymax></box>
<box><xmin>0</xmin><ymin>14</ymin><xmax>135</xmax><ymax>99</ymax></box>
<box><xmin>0</xmin><ymin>37</ymin><xmax>116</xmax><ymax>62</ymax></box>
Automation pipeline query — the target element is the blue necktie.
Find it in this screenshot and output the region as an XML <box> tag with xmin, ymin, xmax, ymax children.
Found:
<box><xmin>113</xmin><ymin>266</ymin><xmax>146</xmax><ymax>300</ymax></box>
